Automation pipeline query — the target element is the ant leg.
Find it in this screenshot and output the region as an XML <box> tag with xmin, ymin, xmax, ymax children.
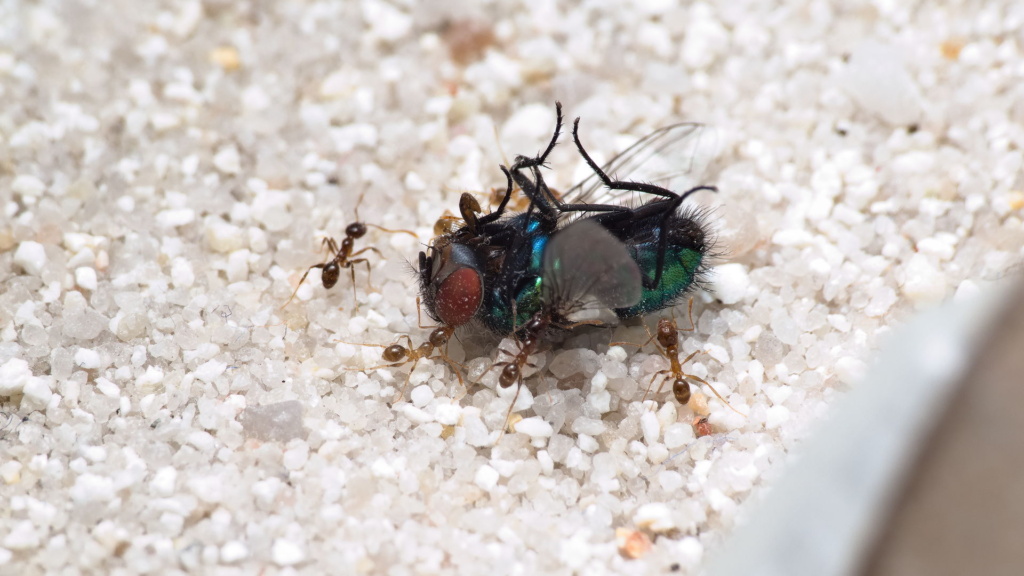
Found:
<box><xmin>365</xmin><ymin>224</ymin><xmax>417</xmax><ymax>237</ymax></box>
<box><xmin>643</xmin><ymin>370</ymin><xmax>672</xmax><ymax>403</ymax></box>
<box><xmin>679</xmin><ymin>349</ymin><xmax>701</xmax><ymax>365</ymax></box>
<box><xmin>348</xmin><ymin>264</ymin><xmax>360</xmax><ymax>300</ymax></box>
<box><xmin>395</xmin><ymin>334</ymin><xmax>416</xmax><ymax>350</ymax></box>
<box><xmin>281</xmin><ymin>263</ymin><xmax>326</xmax><ymax>309</ymax></box>
<box><xmin>392</xmin><ymin>359</ymin><xmax>420</xmax><ymax>403</ymax></box>
<box><xmin>441</xmin><ymin>356</ymin><xmax>469</xmax><ymax>372</ymax></box>
<box><xmin>338</xmin><ymin>334</ymin><xmax>415</xmax><ymax>369</ymax></box>
<box><xmin>347</xmin><ymin>248</ymin><xmax>383</xmax><ymax>297</ymax></box>
<box><xmin>325</xmin><ymin>237</ymin><xmax>342</xmax><ymax>253</ymax></box>
<box><xmin>336</xmin><ymin>334</ymin><xmax>412</xmax><ymax>351</ymax></box>
<box><xmin>344</xmin><ymin>361</ymin><xmax>401</xmax><ymax>372</ymax></box>
<box><xmin>498</xmin><ymin>378</ymin><xmax>525</xmax><ymax>441</ymax></box>
<box><xmin>349</xmin><ymin>246</ymin><xmax>384</xmax><ymax>258</ymax></box>
<box><xmin>679</xmin><ymin>299</ymin><xmax>697</xmax><ymax>333</ymax></box>
<box><xmin>477</xmin><ymin>360</ymin><xmax>510</xmax><ymax>384</ymax></box>
<box><xmin>685</xmin><ymin>374</ymin><xmax>746</xmax><ymax>417</ymax></box>
<box><xmin>496</xmin><ymin>346</ymin><xmax>519</xmax><ymax>359</ymax></box>
<box><xmin>443</xmin><ymin>345</ymin><xmax>466</xmax><ymax>370</ymax></box>
<box><xmin>558</xmin><ymin>319</ymin><xmax>605</xmax><ymax>330</ymax></box>
<box><xmin>440</xmin><ymin>358</ymin><xmax>467</xmax><ymax>389</ymax></box>
<box><xmin>333</xmin><ymin>338</ymin><xmax>387</xmax><ymax>348</ymax></box>
<box><xmin>676</xmin><ymin>349</ymin><xmax>745</xmax><ymax>417</ymax></box>
<box><xmin>352</xmin><ymin>190</ymin><xmax>368</xmax><ymax>223</ymax></box>
<box><xmin>610</xmin><ymin>321</ymin><xmax>659</xmax><ymax>350</ymax></box>
<box><xmin>447</xmin><ymin>375</ymin><xmax>471</xmax><ymax>404</ymax></box>
<box><xmin>281</xmin><ymin>235</ymin><xmax>344</xmax><ymax>308</ymax></box>
<box><xmin>348</xmin><ymin>258</ymin><xmax>374</xmax><ymax>297</ymax></box>
<box><xmin>415</xmin><ymin>297</ymin><xmax>428</xmax><ymax>329</ymax></box>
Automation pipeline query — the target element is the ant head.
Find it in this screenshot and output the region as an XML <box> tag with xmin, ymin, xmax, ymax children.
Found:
<box><xmin>346</xmin><ymin>222</ymin><xmax>367</xmax><ymax>238</ymax></box>
<box><xmin>525</xmin><ymin>312</ymin><xmax>548</xmax><ymax>334</ymax></box>
<box><xmin>656</xmin><ymin>319</ymin><xmax>678</xmax><ymax>348</ymax></box>
<box><xmin>382</xmin><ymin>344</ymin><xmax>408</xmax><ymax>363</ymax></box>
<box><xmin>428</xmin><ymin>327</ymin><xmax>450</xmax><ymax>348</ymax></box>
<box><xmin>433</xmin><ymin>212</ymin><xmax>459</xmax><ymax>236</ymax></box>
<box><xmin>321</xmin><ymin>262</ymin><xmax>341</xmax><ymax>289</ymax></box>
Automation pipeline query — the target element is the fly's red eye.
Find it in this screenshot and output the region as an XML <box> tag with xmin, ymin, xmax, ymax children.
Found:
<box><xmin>435</xmin><ymin>267</ymin><xmax>482</xmax><ymax>327</ymax></box>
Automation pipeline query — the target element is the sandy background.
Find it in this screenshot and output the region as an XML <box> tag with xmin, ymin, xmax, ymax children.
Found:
<box><xmin>1</xmin><ymin>1</ymin><xmax>1023</xmax><ymax>574</ymax></box>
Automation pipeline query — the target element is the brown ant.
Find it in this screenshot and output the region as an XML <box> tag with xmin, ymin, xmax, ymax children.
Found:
<box><xmin>613</xmin><ymin>299</ymin><xmax>745</xmax><ymax>417</ymax></box>
<box><xmin>341</xmin><ymin>299</ymin><xmax>465</xmax><ymax>403</ymax></box>
<box><xmin>482</xmin><ymin>309</ymin><xmax>602</xmax><ymax>438</ymax></box>
<box><xmin>432</xmin><ymin>192</ymin><xmax>487</xmax><ymax>237</ymax></box>
<box><xmin>433</xmin><ymin>208</ymin><xmax>460</xmax><ymax>237</ymax></box>
<box><xmin>481</xmin><ymin>311</ymin><xmax>551</xmax><ymax>437</ymax></box>
<box><xmin>476</xmin><ymin>219</ymin><xmax>632</xmax><ymax>439</ymax></box>
<box><xmin>283</xmin><ymin>193</ymin><xmax>416</xmax><ymax>308</ymax></box>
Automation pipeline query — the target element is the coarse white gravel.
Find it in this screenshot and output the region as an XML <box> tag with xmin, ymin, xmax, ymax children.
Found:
<box><xmin>1</xmin><ymin>1</ymin><xmax>1023</xmax><ymax>574</ymax></box>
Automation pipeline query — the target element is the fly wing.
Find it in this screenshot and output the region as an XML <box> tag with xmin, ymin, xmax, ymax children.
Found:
<box><xmin>565</xmin><ymin>122</ymin><xmax>720</xmax><ymax>207</ymax></box>
<box><xmin>542</xmin><ymin>219</ymin><xmax>642</xmax><ymax>312</ymax></box>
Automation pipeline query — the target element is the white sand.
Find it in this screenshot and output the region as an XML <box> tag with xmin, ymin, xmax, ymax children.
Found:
<box><xmin>1</xmin><ymin>1</ymin><xmax>1022</xmax><ymax>574</ymax></box>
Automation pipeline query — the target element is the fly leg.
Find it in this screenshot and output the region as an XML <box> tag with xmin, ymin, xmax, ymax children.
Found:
<box><xmin>504</xmin><ymin>102</ymin><xmax>632</xmax><ymax>222</ymax></box>
<box><xmin>508</xmin><ymin>101</ymin><xmax>564</xmax><ymax>173</ymax></box>
<box><xmin>572</xmin><ymin>118</ymin><xmax>717</xmax><ymax>288</ymax></box>
<box><xmin>474</xmin><ymin>166</ymin><xmax>515</xmax><ymax>229</ymax></box>
<box><xmin>505</xmin><ymin>102</ymin><xmax>565</xmax><ymax>222</ymax></box>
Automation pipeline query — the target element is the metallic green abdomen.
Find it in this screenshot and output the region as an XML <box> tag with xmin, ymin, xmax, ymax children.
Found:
<box><xmin>615</xmin><ymin>244</ymin><xmax>703</xmax><ymax>318</ymax></box>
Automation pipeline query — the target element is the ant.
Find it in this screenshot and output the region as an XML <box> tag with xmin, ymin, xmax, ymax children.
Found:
<box><xmin>482</xmin><ymin>308</ymin><xmax>602</xmax><ymax>438</ymax></box>
<box><xmin>432</xmin><ymin>192</ymin><xmax>487</xmax><ymax>237</ymax></box>
<box><xmin>613</xmin><ymin>299</ymin><xmax>745</xmax><ymax>417</ymax></box>
<box><xmin>341</xmin><ymin>299</ymin><xmax>465</xmax><ymax>403</ymax></box>
<box><xmin>482</xmin><ymin>311</ymin><xmax>550</xmax><ymax>438</ymax></box>
<box><xmin>283</xmin><ymin>193</ymin><xmax>416</xmax><ymax>308</ymax></box>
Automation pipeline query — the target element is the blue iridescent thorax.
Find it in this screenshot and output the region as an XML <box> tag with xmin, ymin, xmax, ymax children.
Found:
<box><xmin>481</xmin><ymin>214</ymin><xmax>551</xmax><ymax>335</ymax></box>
